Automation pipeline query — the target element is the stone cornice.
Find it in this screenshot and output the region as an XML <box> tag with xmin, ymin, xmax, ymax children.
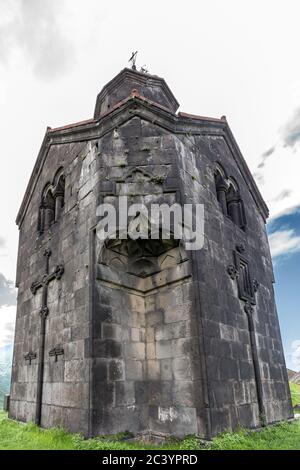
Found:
<box><xmin>16</xmin><ymin>95</ymin><xmax>269</xmax><ymax>227</ymax></box>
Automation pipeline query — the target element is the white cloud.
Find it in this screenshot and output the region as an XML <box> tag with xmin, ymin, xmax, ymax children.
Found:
<box><xmin>281</xmin><ymin>107</ymin><xmax>300</xmax><ymax>148</ymax></box>
<box><xmin>269</xmin><ymin>229</ymin><xmax>300</xmax><ymax>258</ymax></box>
<box><xmin>254</xmin><ymin>103</ymin><xmax>300</xmax><ymax>221</ymax></box>
<box><xmin>291</xmin><ymin>340</ymin><xmax>300</xmax><ymax>369</ymax></box>
<box><xmin>0</xmin><ymin>0</ymin><xmax>75</xmax><ymax>79</ymax></box>
<box><xmin>0</xmin><ymin>272</ymin><xmax>16</xmax><ymax>307</ymax></box>
<box><xmin>273</xmin><ymin>189</ymin><xmax>293</xmax><ymax>202</ymax></box>
<box><xmin>254</xmin><ymin>141</ymin><xmax>300</xmax><ymax>221</ymax></box>
<box><xmin>0</xmin><ymin>305</ymin><xmax>16</xmax><ymax>348</ymax></box>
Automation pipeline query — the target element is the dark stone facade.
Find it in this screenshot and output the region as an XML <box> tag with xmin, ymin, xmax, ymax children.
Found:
<box><xmin>10</xmin><ymin>68</ymin><xmax>293</xmax><ymax>438</ymax></box>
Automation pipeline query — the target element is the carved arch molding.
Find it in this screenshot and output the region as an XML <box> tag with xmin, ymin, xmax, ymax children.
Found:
<box><xmin>97</xmin><ymin>237</ymin><xmax>191</xmax><ymax>294</ymax></box>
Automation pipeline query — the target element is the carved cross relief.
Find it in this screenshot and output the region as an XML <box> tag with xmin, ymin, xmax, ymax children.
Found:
<box><xmin>49</xmin><ymin>347</ymin><xmax>64</xmax><ymax>362</ymax></box>
<box><xmin>227</xmin><ymin>244</ymin><xmax>259</xmax><ymax>306</ymax></box>
<box><xmin>227</xmin><ymin>243</ymin><xmax>265</xmax><ymax>425</ymax></box>
<box><xmin>30</xmin><ymin>249</ymin><xmax>64</xmax><ymax>425</ymax></box>
<box><xmin>24</xmin><ymin>351</ymin><xmax>37</xmax><ymax>365</ymax></box>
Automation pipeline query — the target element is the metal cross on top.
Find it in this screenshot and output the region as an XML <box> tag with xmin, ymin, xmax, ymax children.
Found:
<box><xmin>129</xmin><ymin>51</ymin><xmax>138</xmax><ymax>70</ymax></box>
<box><xmin>30</xmin><ymin>249</ymin><xmax>64</xmax><ymax>425</ymax></box>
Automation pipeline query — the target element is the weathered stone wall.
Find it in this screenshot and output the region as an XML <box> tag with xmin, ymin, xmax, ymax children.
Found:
<box><xmin>92</xmin><ymin>283</ymin><xmax>148</xmax><ymax>435</ymax></box>
<box><xmin>174</xmin><ymin>133</ymin><xmax>293</xmax><ymax>433</ymax></box>
<box><xmin>10</xmin><ymin>141</ymin><xmax>95</xmax><ymax>434</ymax></box>
<box><xmin>146</xmin><ymin>280</ymin><xmax>202</xmax><ymax>436</ymax></box>
<box><xmin>91</xmin><ymin>118</ymin><xmax>205</xmax><ymax>436</ymax></box>
<box><xmin>92</xmin><ymin>269</ymin><xmax>202</xmax><ymax>436</ymax></box>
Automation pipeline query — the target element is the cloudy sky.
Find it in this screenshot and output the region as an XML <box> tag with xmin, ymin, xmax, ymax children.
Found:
<box><xmin>0</xmin><ymin>0</ymin><xmax>299</xmax><ymax>369</ymax></box>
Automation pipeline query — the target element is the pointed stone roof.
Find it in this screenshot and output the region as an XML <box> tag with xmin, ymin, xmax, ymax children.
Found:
<box><xmin>94</xmin><ymin>68</ymin><xmax>179</xmax><ymax>118</ymax></box>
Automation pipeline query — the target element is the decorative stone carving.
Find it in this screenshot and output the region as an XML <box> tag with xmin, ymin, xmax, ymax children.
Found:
<box><xmin>233</xmin><ymin>250</ymin><xmax>255</xmax><ymax>304</ymax></box>
<box><xmin>39</xmin><ymin>306</ymin><xmax>49</xmax><ymax>319</ymax></box>
<box><xmin>244</xmin><ymin>301</ymin><xmax>254</xmax><ymax>315</ymax></box>
<box><xmin>30</xmin><ymin>281</ymin><xmax>40</xmax><ymax>295</ymax></box>
<box><xmin>227</xmin><ymin>264</ymin><xmax>239</xmax><ymax>280</ymax></box>
<box><xmin>253</xmin><ymin>279</ymin><xmax>259</xmax><ymax>292</ymax></box>
<box><xmin>236</xmin><ymin>243</ymin><xmax>245</xmax><ymax>254</ymax></box>
<box><xmin>54</xmin><ymin>264</ymin><xmax>64</xmax><ymax>280</ymax></box>
<box><xmin>102</xmin><ymin>237</ymin><xmax>181</xmax><ymax>279</ymax></box>
<box><xmin>123</xmin><ymin>167</ymin><xmax>152</xmax><ymax>182</ymax></box>
<box><xmin>29</xmin><ymin>249</ymin><xmax>64</xmax><ymax>425</ymax></box>
<box><xmin>49</xmin><ymin>347</ymin><xmax>64</xmax><ymax>362</ymax></box>
<box><xmin>31</xmin><ymin>264</ymin><xmax>64</xmax><ymax>295</ymax></box>
<box><xmin>24</xmin><ymin>352</ymin><xmax>37</xmax><ymax>365</ymax></box>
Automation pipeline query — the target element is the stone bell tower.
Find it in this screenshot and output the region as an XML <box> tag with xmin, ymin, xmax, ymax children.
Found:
<box><xmin>10</xmin><ymin>66</ymin><xmax>293</xmax><ymax>438</ymax></box>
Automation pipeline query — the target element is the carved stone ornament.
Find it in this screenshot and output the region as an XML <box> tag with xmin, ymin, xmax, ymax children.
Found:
<box><xmin>236</xmin><ymin>243</ymin><xmax>245</xmax><ymax>254</ymax></box>
<box><xmin>253</xmin><ymin>279</ymin><xmax>259</xmax><ymax>293</ymax></box>
<box><xmin>44</xmin><ymin>249</ymin><xmax>52</xmax><ymax>258</ymax></box>
<box><xmin>54</xmin><ymin>264</ymin><xmax>64</xmax><ymax>280</ymax></box>
<box><xmin>244</xmin><ymin>301</ymin><xmax>254</xmax><ymax>315</ymax></box>
<box><xmin>227</xmin><ymin>264</ymin><xmax>239</xmax><ymax>280</ymax></box>
<box><xmin>28</xmin><ymin>248</ymin><xmax>65</xmax><ymax>426</ymax></box>
<box><xmin>30</xmin><ymin>281</ymin><xmax>40</xmax><ymax>295</ymax></box>
<box><xmin>24</xmin><ymin>351</ymin><xmax>37</xmax><ymax>365</ymax></box>
<box><xmin>39</xmin><ymin>306</ymin><xmax>49</xmax><ymax>318</ymax></box>
<box><xmin>49</xmin><ymin>347</ymin><xmax>64</xmax><ymax>362</ymax></box>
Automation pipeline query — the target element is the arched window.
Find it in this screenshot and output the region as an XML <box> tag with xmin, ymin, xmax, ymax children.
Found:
<box><xmin>213</xmin><ymin>165</ymin><xmax>247</xmax><ymax>230</ymax></box>
<box><xmin>226</xmin><ymin>179</ymin><xmax>247</xmax><ymax>230</ymax></box>
<box><xmin>43</xmin><ymin>187</ymin><xmax>55</xmax><ymax>231</ymax></box>
<box><xmin>214</xmin><ymin>165</ymin><xmax>228</xmax><ymax>215</ymax></box>
<box><xmin>38</xmin><ymin>169</ymin><xmax>65</xmax><ymax>234</ymax></box>
<box><xmin>53</xmin><ymin>173</ymin><xmax>65</xmax><ymax>221</ymax></box>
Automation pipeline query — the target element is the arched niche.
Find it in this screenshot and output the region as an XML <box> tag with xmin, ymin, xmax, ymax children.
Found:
<box><xmin>214</xmin><ymin>163</ymin><xmax>228</xmax><ymax>215</ymax></box>
<box><xmin>38</xmin><ymin>169</ymin><xmax>65</xmax><ymax>233</ymax></box>
<box><xmin>226</xmin><ymin>177</ymin><xmax>247</xmax><ymax>230</ymax></box>
<box><xmin>97</xmin><ymin>236</ymin><xmax>190</xmax><ymax>292</ymax></box>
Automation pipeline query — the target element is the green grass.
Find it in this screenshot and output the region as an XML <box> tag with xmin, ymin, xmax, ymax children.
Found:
<box><xmin>209</xmin><ymin>421</ymin><xmax>300</xmax><ymax>450</ymax></box>
<box><xmin>290</xmin><ymin>382</ymin><xmax>300</xmax><ymax>407</ymax></box>
<box><xmin>0</xmin><ymin>411</ymin><xmax>299</xmax><ymax>450</ymax></box>
<box><xmin>0</xmin><ymin>412</ymin><xmax>195</xmax><ymax>450</ymax></box>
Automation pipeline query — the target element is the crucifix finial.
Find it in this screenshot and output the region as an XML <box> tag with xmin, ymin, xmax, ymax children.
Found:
<box><xmin>129</xmin><ymin>51</ymin><xmax>138</xmax><ymax>70</ymax></box>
